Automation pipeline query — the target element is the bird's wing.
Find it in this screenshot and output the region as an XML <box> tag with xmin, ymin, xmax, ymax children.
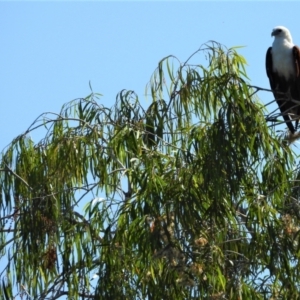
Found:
<box><xmin>292</xmin><ymin>46</ymin><xmax>300</xmax><ymax>130</ymax></box>
<box><xmin>292</xmin><ymin>46</ymin><xmax>300</xmax><ymax>77</ymax></box>
<box><xmin>266</xmin><ymin>47</ymin><xmax>276</xmax><ymax>90</ymax></box>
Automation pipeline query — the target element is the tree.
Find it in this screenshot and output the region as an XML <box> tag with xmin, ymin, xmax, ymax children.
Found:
<box><xmin>0</xmin><ymin>42</ymin><xmax>298</xmax><ymax>300</ymax></box>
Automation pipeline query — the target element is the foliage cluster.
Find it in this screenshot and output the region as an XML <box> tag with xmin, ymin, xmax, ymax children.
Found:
<box><xmin>0</xmin><ymin>42</ymin><xmax>299</xmax><ymax>299</ymax></box>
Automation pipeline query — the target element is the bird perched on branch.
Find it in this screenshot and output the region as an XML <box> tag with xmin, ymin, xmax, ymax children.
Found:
<box><xmin>266</xmin><ymin>26</ymin><xmax>300</xmax><ymax>134</ymax></box>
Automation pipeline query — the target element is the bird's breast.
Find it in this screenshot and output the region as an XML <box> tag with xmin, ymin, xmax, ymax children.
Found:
<box><xmin>272</xmin><ymin>45</ymin><xmax>295</xmax><ymax>80</ymax></box>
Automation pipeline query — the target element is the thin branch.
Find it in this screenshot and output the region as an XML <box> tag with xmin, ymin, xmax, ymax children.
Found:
<box><xmin>4</xmin><ymin>164</ymin><xmax>32</xmax><ymax>191</ymax></box>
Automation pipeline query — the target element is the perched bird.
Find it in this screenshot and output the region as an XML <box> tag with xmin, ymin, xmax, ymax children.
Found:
<box><xmin>266</xmin><ymin>26</ymin><xmax>300</xmax><ymax>133</ymax></box>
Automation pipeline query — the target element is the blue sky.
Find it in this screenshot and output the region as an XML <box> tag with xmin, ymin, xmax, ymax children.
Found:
<box><xmin>2</xmin><ymin>2</ymin><xmax>300</xmax><ymax>152</ymax></box>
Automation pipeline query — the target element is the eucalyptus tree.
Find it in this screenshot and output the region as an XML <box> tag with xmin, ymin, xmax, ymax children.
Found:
<box><xmin>0</xmin><ymin>42</ymin><xmax>298</xmax><ymax>300</ymax></box>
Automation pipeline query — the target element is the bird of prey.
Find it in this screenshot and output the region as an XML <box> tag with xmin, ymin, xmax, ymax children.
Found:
<box><xmin>266</xmin><ymin>26</ymin><xmax>300</xmax><ymax>133</ymax></box>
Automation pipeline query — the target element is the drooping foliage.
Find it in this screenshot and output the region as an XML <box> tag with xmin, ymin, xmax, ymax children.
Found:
<box><xmin>0</xmin><ymin>42</ymin><xmax>299</xmax><ymax>299</ymax></box>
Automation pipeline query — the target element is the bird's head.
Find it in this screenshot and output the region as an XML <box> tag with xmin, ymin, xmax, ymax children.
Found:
<box><xmin>271</xmin><ymin>26</ymin><xmax>293</xmax><ymax>42</ymax></box>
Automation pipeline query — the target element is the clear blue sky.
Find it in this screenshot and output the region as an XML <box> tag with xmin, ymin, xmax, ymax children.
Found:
<box><xmin>1</xmin><ymin>2</ymin><xmax>300</xmax><ymax>151</ymax></box>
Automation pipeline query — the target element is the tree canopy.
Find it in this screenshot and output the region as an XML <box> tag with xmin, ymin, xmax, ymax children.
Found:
<box><xmin>0</xmin><ymin>42</ymin><xmax>299</xmax><ymax>300</ymax></box>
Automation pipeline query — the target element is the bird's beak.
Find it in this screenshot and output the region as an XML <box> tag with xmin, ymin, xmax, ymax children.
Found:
<box><xmin>271</xmin><ymin>30</ymin><xmax>275</xmax><ymax>37</ymax></box>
